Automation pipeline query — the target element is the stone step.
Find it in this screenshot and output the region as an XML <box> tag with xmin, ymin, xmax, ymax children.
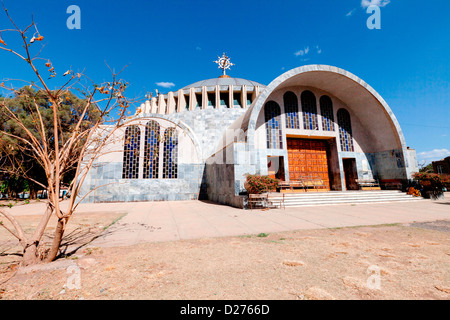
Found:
<box><xmin>283</xmin><ymin>199</ymin><xmax>424</xmax><ymax>207</ymax></box>
<box><xmin>277</xmin><ymin>195</ymin><xmax>420</xmax><ymax>201</ymax></box>
<box><xmin>265</xmin><ymin>191</ymin><xmax>424</xmax><ymax>207</ymax></box>
<box><xmin>274</xmin><ymin>190</ymin><xmax>403</xmax><ymax>197</ymax></box>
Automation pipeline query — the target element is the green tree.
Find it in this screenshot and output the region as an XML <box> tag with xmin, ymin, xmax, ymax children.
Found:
<box><xmin>0</xmin><ymin>87</ymin><xmax>100</xmax><ymax>199</ymax></box>
<box><xmin>419</xmin><ymin>163</ymin><xmax>434</xmax><ymax>173</ymax></box>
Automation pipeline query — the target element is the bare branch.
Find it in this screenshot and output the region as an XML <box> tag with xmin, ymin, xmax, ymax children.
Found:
<box><xmin>0</xmin><ymin>209</ymin><xmax>27</xmax><ymax>247</ymax></box>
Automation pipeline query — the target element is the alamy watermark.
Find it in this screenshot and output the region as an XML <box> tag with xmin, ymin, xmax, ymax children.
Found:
<box><xmin>67</xmin><ymin>5</ymin><xmax>81</xmax><ymax>30</ymax></box>
<box><xmin>366</xmin><ymin>265</ymin><xmax>381</xmax><ymax>290</ymax></box>
<box><xmin>366</xmin><ymin>5</ymin><xmax>381</xmax><ymax>30</ymax></box>
<box><xmin>65</xmin><ymin>263</ymin><xmax>81</xmax><ymax>290</ymax></box>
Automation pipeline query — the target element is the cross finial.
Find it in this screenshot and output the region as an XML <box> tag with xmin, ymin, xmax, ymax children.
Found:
<box><xmin>214</xmin><ymin>53</ymin><xmax>235</xmax><ymax>77</ymax></box>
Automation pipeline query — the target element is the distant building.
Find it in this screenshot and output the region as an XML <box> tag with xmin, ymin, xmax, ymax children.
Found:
<box><xmin>433</xmin><ymin>157</ymin><xmax>450</xmax><ymax>174</ymax></box>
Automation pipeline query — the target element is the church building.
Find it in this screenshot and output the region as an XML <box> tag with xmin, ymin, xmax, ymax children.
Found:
<box><xmin>78</xmin><ymin>55</ymin><xmax>418</xmax><ymax>208</ymax></box>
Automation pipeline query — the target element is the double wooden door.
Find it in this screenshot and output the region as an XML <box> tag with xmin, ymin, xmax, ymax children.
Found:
<box><xmin>287</xmin><ymin>138</ymin><xmax>330</xmax><ymax>190</ymax></box>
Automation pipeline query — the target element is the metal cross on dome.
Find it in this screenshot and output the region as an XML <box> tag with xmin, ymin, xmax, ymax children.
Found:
<box><xmin>214</xmin><ymin>53</ymin><xmax>235</xmax><ymax>76</ymax></box>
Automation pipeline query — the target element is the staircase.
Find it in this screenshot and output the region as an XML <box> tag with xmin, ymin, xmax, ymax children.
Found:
<box><xmin>267</xmin><ymin>190</ymin><xmax>424</xmax><ymax>207</ymax></box>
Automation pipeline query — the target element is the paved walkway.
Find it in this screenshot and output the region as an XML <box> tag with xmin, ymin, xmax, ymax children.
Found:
<box><xmin>5</xmin><ymin>194</ymin><xmax>449</xmax><ymax>248</ymax></box>
<box><xmin>88</xmin><ymin>195</ymin><xmax>449</xmax><ymax>248</ymax></box>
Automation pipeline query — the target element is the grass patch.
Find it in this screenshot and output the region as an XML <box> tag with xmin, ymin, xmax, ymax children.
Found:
<box><xmin>103</xmin><ymin>213</ymin><xmax>127</xmax><ymax>231</ymax></box>
<box><xmin>328</xmin><ymin>223</ymin><xmax>401</xmax><ymax>231</ymax></box>
<box><xmin>257</xmin><ymin>233</ymin><xmax>269</xmax><ymax>238</ymax></box>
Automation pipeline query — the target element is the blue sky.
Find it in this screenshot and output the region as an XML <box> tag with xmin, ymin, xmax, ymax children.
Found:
<box><xmin>0</xmin><ymin>0</ymin><xmax>449</xmax><ymax>165</ymax></box>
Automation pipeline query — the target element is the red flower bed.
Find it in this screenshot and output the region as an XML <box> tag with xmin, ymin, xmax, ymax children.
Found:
<box><xmin>412</xmin><ymin>172</ymin><xmax>445</xmax><ymax>199</ymax></box>
<box><xmin>244</xmin><ymin>174</ymin><xmax>279</xmax><ymax>195</ymax></box>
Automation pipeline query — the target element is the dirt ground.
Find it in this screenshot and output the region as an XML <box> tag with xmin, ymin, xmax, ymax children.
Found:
<box><xmin>0</xmin><ymin>206</ymin><xmax>449</xmax><ymax>300</ymax></box>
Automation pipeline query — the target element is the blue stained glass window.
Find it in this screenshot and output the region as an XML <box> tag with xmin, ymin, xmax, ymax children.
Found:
<box><xmin>337</xmin><ymin>108</ymin><xmax>354</xmax><ymax>152</ymax></box>
<box><xmin>163</xmin><ymin>128</ymin><xmax>178</xmax><ymax>179</ymax></box>
<box><xmin>301</xmin><ymin>90</ymin><xmax>319</xmax><ymax>131</ymax></box>
<box><xmin>320</xmin><ymin>95</ymin><xmax>335</xmax><ymax>132</ymax></box>
<box><xmin>265</xmin><ymin>101</ymin><xmax>283</xmax><ymax>149</ymax></box>
<box><xmin>122</xmin><ymin>125</ymin><xmax>141</xmax><ymax>179</ymax></box>
<box><xmin>284</xmin><ymin>91</ymin><xmax>299</xmax><ymax>129</ymax></box>
<box><xmin>143</xmin><ymin>121</ymin><xmax>160</xmax><ymax>179</ymax></box>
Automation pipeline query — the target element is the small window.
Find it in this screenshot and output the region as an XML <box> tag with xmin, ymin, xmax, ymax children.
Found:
<box><xmin>207</xmin><ymin>92</ymin><xmax>215</xmax><ymax>109</ymax></box>
<box><xmin>220</xmin><ymin>92</ymin><xmax>229</xmax><ymax>108</ymax></box>
<box><xmin>233</xmin><ymin>92</ymin><xmax>241</xmax><ymax>108</ymax></box>
<box><xmin>247</xmin><ymin>92</ymin><xmax>253</xmax><ymax>106</ymax></box>
<box><xmin>195</xmin><ymin>93</ymin><xmax>202</xmax><ymax>109</ymax></box>
<box><xmin>185</xmin><ymin>95</ymin><xmax>190</xmax><ymax>110</ymax></box>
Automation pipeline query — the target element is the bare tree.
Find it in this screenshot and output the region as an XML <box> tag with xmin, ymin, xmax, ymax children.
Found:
<box><xmin>0</xmin><ymin>4</ymin><xmax>138</xmax><ymax>265</ymax></box>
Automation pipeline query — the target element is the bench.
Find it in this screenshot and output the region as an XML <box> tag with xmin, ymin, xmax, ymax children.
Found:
<box><xmin>356</xmin><ymin>179</ymin><xmax>380</xmax><ymax>190</ymax></box>
<box><xmin>278</xmin><ymin>180</ymin><xmax>305</xmax><ymax>192</ymax></box>
<box><xmin>303</xmin><ymin>175</ymin><xmax>328</xmax><ymax>192</ymax></box>
<box><xmin>267</xmin><ymin>193</ymin><xmax>285</xmax><ymax>209</ymax></box>
<box><xmin>278</xmin><ymin>174</ymin><xmax>328</xmax><ymax>192</ymax></box>
<box><xmin>380</xmin><ymin>179</ymin><xmax>402</xmax><ymax>190</ymax></box>
<box><xmin>248</xmin><ymin>193</ymin><xmax>268</xmax><ymax>210</ymax></box>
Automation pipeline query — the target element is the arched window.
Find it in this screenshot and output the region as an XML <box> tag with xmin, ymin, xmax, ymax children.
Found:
<box><xmin>301</xmin><ymin>90</ymin><xmax>318</xmax><ymax>130</ymax></box>
<box><xmin>264</xmin><ymin>101</ymin><xmax>283</xmax><ymax>149</ymax></box>
<box><xmin>122</xmin><ymin>125</ymin><xmax>141</xmax><ymax>179</ymax></box>
<box><xmin>143</xmin><ymin>121</ymin><xmax>160</xmax><ymax>179</ymax></box>
<box><xmin>337</xmin><ymin>108</ymin><xmax>354</xmax><ymax>152</ymax></box>
<box><xmin>320</xmin><ymin>95</ymin><xmax>335</xmax><ymax>131</ymax></box>
<box><xmin>284</xmin><ymin>91</ymin><xmax>299</xmax><ymax>129</ymax></box>
<box><xmin>163</xmin><ymin>127</ymin><xmax>178</xmax><ymax>179</ymax></box>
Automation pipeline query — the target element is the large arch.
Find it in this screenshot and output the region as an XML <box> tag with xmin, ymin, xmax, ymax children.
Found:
<box><xmin>233</xmin><ymin>65</ymin><xmax>413</xmax><ymax>178</ymax></box>
<box><xmin>242</xmin><ymin>65</ymin><xmax>406</xmax><ymax>152</ymax></box>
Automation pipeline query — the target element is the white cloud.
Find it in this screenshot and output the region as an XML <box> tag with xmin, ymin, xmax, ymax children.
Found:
<box><xmin>316</xmin><ymin>45</ymin><xmax>322</xmax><ymax>54</ymax></box>
<box><xmin>417</xmin><ymin>149</ymin><xmax>450</xmax><ymax>162</ymax></box>
<box><xmin>361</xmin><ymin>0</ymin><xmax>391</xmax><ymax>8</ymax></box>
<box><xmin>295</xmin><ymin>46</ymin><xmax>310</xmax><ymax>57</ymax></box>
<box><xmin>156</xmin><ymin>82</ymin><xmax>175</xmax><ymax>88</ymax></box>
<box><xmin>196</xmin><ymin>46</ymin><xmax>202</xmax><ymax>51</ymax></box>
<box><xmin>346</xmin><ymin>8</ymin><xmax>356</xmax><ymax>16</ymax></box>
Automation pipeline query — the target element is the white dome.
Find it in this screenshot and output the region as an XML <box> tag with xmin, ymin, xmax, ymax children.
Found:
<box><xmin>182</xmin><ymin>77</ymin><xmax>265</xmax><ymax>90</ymax></box>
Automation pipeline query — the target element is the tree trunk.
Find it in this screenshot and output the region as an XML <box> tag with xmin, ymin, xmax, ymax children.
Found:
<box><xmin>46</xmin><ymin>217</ymin><xmax>67</xmax><ymax>262</ymax></box>
<box><xmin>22</xmin><ymin>242</ymin><xmax>39</xmax><ymax>266</ymax></box>
<box><xmin>29</xmin><ymin>187</ymin><xmax>37</xmax><ymax>200</ymax></box>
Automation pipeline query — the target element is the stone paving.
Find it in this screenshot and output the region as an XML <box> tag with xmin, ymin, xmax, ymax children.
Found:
<box><xmin>88</xmin><ymin>195</ymin><xmax>449</xmax><ymax>248</ymax></box>
<box><xmin>5</xmin><ymin>193</ymin><xmax>449</xmax><ymax>248</ymax></box>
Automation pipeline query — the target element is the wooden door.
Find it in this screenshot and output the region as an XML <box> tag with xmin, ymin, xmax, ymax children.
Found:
<box><xmin>287</xmin><ymin>138</ymin><xmax>330</xmax><ymax>190</ymax></box>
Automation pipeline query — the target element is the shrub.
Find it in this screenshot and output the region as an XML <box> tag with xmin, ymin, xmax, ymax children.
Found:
<box><xmin>401</xmin><ymin>179</ymin><xmax>421</xmax><ymax>193</ymax></box>
<box><xmin>412</xmin><ymin>172</ymin><xmax>444</xmax><ymax>199</ymax></box>
<box><xmin>407</xmin><ymin>187</ymin><xmax>421</xmax><ymax>197</ymax></box>
<box><xmin>244</xmin><ymin>174</ymin><xmax>279</xmax><ymax>195</ymax></box>
<box><xmin>441</xmin><ymin>174</ymin><xmax>450</xmax><ymax>190</ymax></box>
